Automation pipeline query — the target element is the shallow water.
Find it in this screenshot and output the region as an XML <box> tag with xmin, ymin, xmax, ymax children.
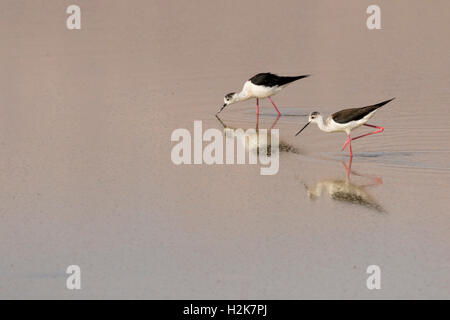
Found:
<box><xmin>0</xmin><ymin>0</ymin><xmax>449</xmax><ymax>299</ymax></box>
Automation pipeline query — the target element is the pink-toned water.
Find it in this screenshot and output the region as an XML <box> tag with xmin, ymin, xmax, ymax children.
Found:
<box><xmin>0</xmin><ymin>0</ymin><xmax>449</xmax><ymax>298</ymax></box>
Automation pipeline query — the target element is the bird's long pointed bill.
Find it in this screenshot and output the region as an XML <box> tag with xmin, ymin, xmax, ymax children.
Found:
<box><xmin>295</xmin><ymin>121</ymin><xmax>310</xmax><ymax>136</ymax></box>
<box><xmin>215</xmin><ymin>114</ymin><xmax>226</xmax><ymax>128</ymax></box>
<box><xmin>216</xmin><ymin>104</ymin><xmax>226</xmax><ymax>115</ymax></box>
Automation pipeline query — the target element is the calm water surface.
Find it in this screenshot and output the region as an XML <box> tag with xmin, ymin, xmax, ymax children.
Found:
<box><xmin>0</xmin><ymin>0</ymin><xmax>449</xmax><ymax>298</ymax></box>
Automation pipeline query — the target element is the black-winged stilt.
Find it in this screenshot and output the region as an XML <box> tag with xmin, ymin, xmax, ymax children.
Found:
<box><xmin>216</xmin><ymin>72</ymin><xmax>310</xmax><ymax>116</ymax></box>
<box><xmin>295</xmin><ymin>98</ymin><xmax>395</xmax><ymax>156</ymax></box>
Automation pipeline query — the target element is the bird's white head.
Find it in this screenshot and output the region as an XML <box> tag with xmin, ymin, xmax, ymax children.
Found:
<box><xmin>295</xmin><ymin>111</ymin><xmax>323</xmax><ymax>136</ymax></box>
<box><xmin>308</xmin><ymin>111</ymin><xmax>322</xmax><ymax>123</ymax></box>
<box><xmin>216</xmin><ymin>92</ymin><xmax>239</xmax><ymax>114</ymax></box>
<box><xmin>224</xmin><ymin>92</ymin><xmax>239</xmax><ymax>105</ymax></box>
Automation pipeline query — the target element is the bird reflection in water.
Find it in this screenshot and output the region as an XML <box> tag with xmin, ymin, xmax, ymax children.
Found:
<box><xmin>304</xmin><ymin>157</ymin><xmax>385</xmax><ymax>212</ymax></box>
<box><xmin>215</xmin><ymin>113</ymin><xmax>299</xmax><ymax>156</ymax></box>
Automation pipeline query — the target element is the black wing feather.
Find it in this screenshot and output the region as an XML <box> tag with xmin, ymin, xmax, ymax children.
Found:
<box><xmin>249</xmin><ymin>73</ymin><xmax>309</xmax><ymax>87</ymax></box>
<box><xmin>332</xmin><ymin>98</ymin><xmax>395</xmax><ymax>124</ymax></box>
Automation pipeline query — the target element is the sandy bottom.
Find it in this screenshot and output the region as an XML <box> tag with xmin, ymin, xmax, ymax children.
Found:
<box><xmin>0</xmin><ymin>0</ymin><xmax>449</xmax><ymax>298</ymax></box>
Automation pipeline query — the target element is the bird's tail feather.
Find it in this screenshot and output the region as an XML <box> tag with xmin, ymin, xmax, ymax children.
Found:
<box><xmin>361</xmin><ymin>97</ymin><xmax>396</xmax><ymax>115</ymax></box>
<box><xmin>369</xmin><ymin>97</ymin><xmax>396</xmax><ymax>109</ymax></box>
<box><xmin>279</xmin><ymin>74</ymin><xmax>310</xmax><ymax>85</ymax></box>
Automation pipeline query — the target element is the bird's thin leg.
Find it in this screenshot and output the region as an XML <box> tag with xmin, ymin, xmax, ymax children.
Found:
<box><xmin>269</xmin><ymin>114</ymin><xmax>281</xmax><ymax>131</ymax></box>
<box><xmin>348</xmin><ymin>136</ymin><xmax>353</xmax><ymax>157</ymax></box>
<box><xmin>267</xmin><ymin>97</ymin><xmax>282</xmax><ymax>116</ymax></box>
<box><xmin>342</xmin><ymin>157</ymin><xmax>353</xmax><ymax>181</ymax></box>
<box><xmin>255</xmin><ymin>110</ymin><xmax>259</xmax><ymax>130</ymax></box>
<box><xmin>342</xmin><ymin>135</ymin><xmax>351</xmax><ymax>151</ymax></box>
<box><xmin>341</xmin><ymin>134</ymin><xmax>353</xmax><ymax>156</ymax></box>
<box><xmin>256</xmin><ymin>98</ymin><xmax>260</xmax><ymax>116</ymax></box>
<box><xmin>351</xmin><ymin>124</ymin><xmax>384</xmax><ymax>141</ymax></box>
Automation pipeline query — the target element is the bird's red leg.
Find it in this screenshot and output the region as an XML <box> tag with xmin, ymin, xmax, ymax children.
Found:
<box><xmin>268</xmin><ymin>97</ymin><xmax>282</xmax><ymax>116</ymax></box>
<box><xmin>341</xmin><ymin>134</ymin><xmax>353</xmax><ymax>156</ymax></box>
<box><xmin>342</xmin><ymin>157</ymin><xmax>353</xmax><ymax>181</ymax></box>
<box><xmin>351</xmin><ymin>124</ymin><xmax>384</xmax><ymax>141</ymax></box>
<box><xmin>343</xmin><ymin>158</ymin><xmax>382</xmax><ymax>186</ymax></box>
<box><xmin>348</xmin><ymin>137</ymin><xmax>353</xmax><ymax>157</ymax></box>
<box><xmin>256</xmin><ymin>109</ymin><xmax>259</xmax><ymax>130</ymax></box>
<box><xmin>256</xmin><ymin>98</ymin><xmax>260</xmax><ymax>116</ymax></box>
<box><xmin>269</xmin><ymin>114</ymin><xmax>281</xmax><ymax>130</ymax></box>
<box><xmin>342</xmin><ymin>135</ymin><xmax>351</xmax><ymax>151</ymax></box>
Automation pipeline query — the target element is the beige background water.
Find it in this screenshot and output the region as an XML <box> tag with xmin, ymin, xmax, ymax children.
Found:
<box><xmin>0</xmin><ymin>0</ymin><xmax>449</xmax><ymax>298</ymax></box>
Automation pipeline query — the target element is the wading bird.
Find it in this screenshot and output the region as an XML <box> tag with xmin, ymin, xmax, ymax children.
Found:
<box><xmin>295</xmin><ymin>98</ymin><xmax>395</xmax><ymax>156</ymax></box>
<box><xmin>217</xmin><ymin>73</ymin><xmax>310</xmax><ymax>116</ymax></box>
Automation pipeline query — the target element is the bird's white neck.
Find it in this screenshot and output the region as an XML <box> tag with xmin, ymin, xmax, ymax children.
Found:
<box><xmin>234</xmin><ymin>90</ymin><xmax>251</xmax><ymax>102</ymax></box>
<box><xmin>315</xmin><ymin>115</ymin><xmax>331</xmax><ymax>132</ymax></box>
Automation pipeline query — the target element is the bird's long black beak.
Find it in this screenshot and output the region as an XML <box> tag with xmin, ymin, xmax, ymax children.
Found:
<box><xmin>215</xmin><ymin>114</ymin><xmax>226</xmax><ymax>128</ymax></box>
<box><xmin>216</xmin><ymin>104</ymin><xmax>227</xmax><ymax>115</ymax></box>
<box><xmin>295</xmin><ymin>121</ymin><xmax>310</xmax><ymax>136</ymax></box>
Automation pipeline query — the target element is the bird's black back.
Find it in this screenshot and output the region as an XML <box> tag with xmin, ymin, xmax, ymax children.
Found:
<box><xmin>249</xmin><ymin>73</ymin><xmax>309</xmax><ymax>87</ymax></box>
<box><xmin>331</xmin><ymin>98</ymin><xmax>395</xmax><ymax>124</ymax></box>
